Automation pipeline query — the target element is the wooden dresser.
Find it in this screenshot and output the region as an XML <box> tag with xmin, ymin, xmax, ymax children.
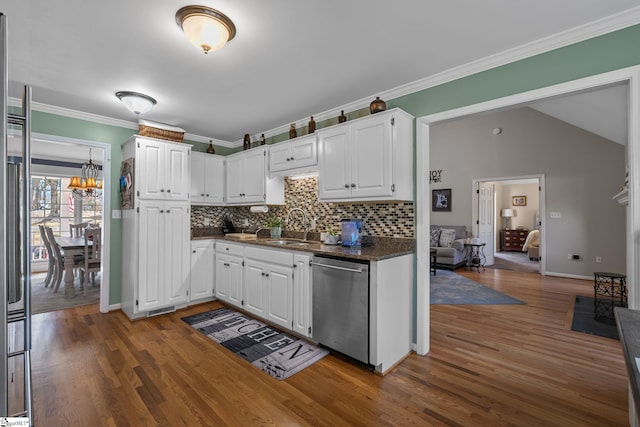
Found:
<box><xmin>500</xmin><ymin>229</ymin><xmax>529</xmax><ymax>252</ymax></box>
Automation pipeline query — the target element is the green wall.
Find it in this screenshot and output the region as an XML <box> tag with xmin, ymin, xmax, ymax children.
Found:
<box><xmin>29</xmin><ymin>23</ymin><xmax>640</xmax><ymax>307</ymax></box>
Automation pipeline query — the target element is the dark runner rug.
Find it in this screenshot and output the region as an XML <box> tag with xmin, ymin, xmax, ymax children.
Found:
<box><xmin>571</xmin><ymin>295</ymin><xmax>619</xmax><ymax>340</ymax></box>
<box><xmin>182</xmin><ymin>307</ymin><xmax>328</xmax><ymax>380</ymax></box>
<box><xmin>431</xmin><ymin>270</ymin><xmax>525</xmax><ymax>305</ymax></box>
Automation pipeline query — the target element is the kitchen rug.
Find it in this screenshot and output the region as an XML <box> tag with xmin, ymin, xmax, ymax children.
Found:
<box><xmin>430</xmin><ymin>270</ymin><xmax>525</xmax><ymax>305</ymax></box>
<box><xmin>571</xmin><ymin>295</ymin><xmax>618</xmax><ymax>340</ymax></box>
<box><xmin>182</xmin><ymin>307</ymin><xmax>328</xmax><ymax>380</ymax></box>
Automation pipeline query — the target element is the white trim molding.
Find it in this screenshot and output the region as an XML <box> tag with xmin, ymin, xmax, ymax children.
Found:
<box><xmin>415</xmin><ymin>66</ymin><xmax>640</xmax><ymax>360</ymax></box>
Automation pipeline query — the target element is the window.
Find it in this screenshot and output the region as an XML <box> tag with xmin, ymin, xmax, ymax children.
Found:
<box><xmin>31</xmin><ymin>175</ymin><xmax>102</xmax><ymax>262</ymax></box>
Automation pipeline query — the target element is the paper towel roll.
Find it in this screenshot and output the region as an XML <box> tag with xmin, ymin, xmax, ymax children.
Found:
<box><xmin>249</xmin><ymin>205</ymin><xmax>269</xmax><ymax>213</ymax></box>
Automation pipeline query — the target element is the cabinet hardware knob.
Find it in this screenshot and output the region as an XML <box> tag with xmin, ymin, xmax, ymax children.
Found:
<box><xmin>265</xmin><ymin>273</ymin><xmax>269</xmax><ymax>278</ymax></box>
<box><xmin>286</xmin><ymin>157</ymin><xmax>290</xmax><ymax>161</ymax></box>
<box><xmin>351</xmin><ymin>183</ymin><xmax>356</xmax><ymax>188</ymax></box>
<box><xmin>160</xmin><ymin>210</ymin><xmax>164</xmax><ymax>213</ymax></box>
<box><xmin>201</xmin><ymin>193</ymin><xmax>205</xmax><ymax>196</ymax></box>
<box><xmin>206</xmin><ymin>194</ymin><xmax>209</xmax><ymax>197</ymax></box>
<box><xmin>160</xmin><ymin>189</ymin><xmax>165</xmax><ymax>192</ymax></box>
<box><xmin>166</xmin><ymin>210</ymin><xmax>170</xmax><ymax>213</ymax></box>
<box><xmin>290</xmin><ymin>156</ymin><xmax>294</xmax><ymax>160</ymax></box>
<box><xmin>192</xmin><ymin>250</ymin><xmax>196</xmax><ymax>253</ymax></box>
<box><xmin>344</xmin><ymin>184</ymin><xmax>350</xmax><ymax>189</ymax></box>
<box><xmin>167</xmin><ymin>189</ymin><xmax>171</xmax><ymax>193</ymax></box>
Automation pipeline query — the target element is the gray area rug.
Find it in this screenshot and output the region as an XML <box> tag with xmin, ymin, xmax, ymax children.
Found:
<box><xmin>31</xmin><ymin>272</ymin><xmax>100</xmax><ymax>314</ymax></box>
<box><xmin>182</xmin><ymin>307</ymin><xmax>328</xmax><ymax>380</ymax></box>
<box><xmin>431</xmin><ymin>270</ymin><xmax>525</xmax><ymax>305</ymax></box>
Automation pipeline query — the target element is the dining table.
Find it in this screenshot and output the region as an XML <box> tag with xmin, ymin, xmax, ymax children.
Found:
<box><xmin>55</xmin><ymin>236</ymin><xmax>90</xmax><ymax>298</ymax></box>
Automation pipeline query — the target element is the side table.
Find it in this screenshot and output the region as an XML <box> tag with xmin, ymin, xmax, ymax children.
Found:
<box><xmin>464</xmin><ymin>243</ymin><xmax>486</xmax><ymax>272</ymax></box>
<box><xmin>594</xmin><ymin>272</ymin><xmax>627</xmax><ymax>324</ymax></box>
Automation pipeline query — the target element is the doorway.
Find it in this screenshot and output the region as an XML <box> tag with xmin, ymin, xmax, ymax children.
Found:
<box><xmin>9</xmin><ymin>132</ymin><xmax>112</xmax><ymax>313</ymax></box>
<box><xmin>472</xmin><ymin>175</ymin><xmax>544</xmax><ymax>274</ymax></box>
<box><xmin>415</xmin><ymin>68</ymin><xmax>638</xmax><ymax>356</ymax></box>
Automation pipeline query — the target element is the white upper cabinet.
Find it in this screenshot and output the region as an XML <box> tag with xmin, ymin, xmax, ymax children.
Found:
<box><xmin>190</xmin><ymin>152</ymin><xmax>224</xmax><ymax>205</ymax></box>
<box><xmin>317</xmin><ymin>108</ymin><xmax>414</xmax><ymax>202</ymax></box>
<box><xmin>136</xmin><ymin>137</ymin><xmax>190</xmax><ymax>201</ymax></box>
<box><xmin>225</xmin><ymin>147</ymin><xmax>284</xmax><ymax>205</ymax></box>
<box><xmin>269</xmin><ymin>134</ymin><xmax>318</xmax><ymax>175</ymax></box>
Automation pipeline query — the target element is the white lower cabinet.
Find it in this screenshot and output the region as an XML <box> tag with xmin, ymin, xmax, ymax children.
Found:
<box><xmin>244</xmin><ymin>246</ymin><xmax>293</xmax><ymax>331</ymax></box>
<box><xmin>215</xmin><ymin>242</ymin><xmax>244</xmax><ymax>308</ymax></box>
<box><xmin>190</xmin><ymin>240</ymin><xmax>215</xmax><ymax>301</ymax></box>
<box><xmin>292</xmin><ymin>252</ymin><xmax>312</xmax><ymax>337</ymax></box>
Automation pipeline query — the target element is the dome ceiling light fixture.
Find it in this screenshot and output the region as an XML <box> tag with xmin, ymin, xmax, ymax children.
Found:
<box><xmin>176</xmin><ymin>5</ymin><xmax>236</xmax><ymax>54</ymax></box>
<box><xmin>115</xmin><ymin>91</ymin><xmax>157</xmax><ymax>115</ymax></box>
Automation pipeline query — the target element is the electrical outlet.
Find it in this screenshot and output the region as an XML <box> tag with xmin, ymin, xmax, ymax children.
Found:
<box><xmin>568</xmin><ymin>253</ymin><xmax>572</xmax><ymax>260</ymax></box>
<box><xmin>596</xmin><ymin>256</ymin><xmax>602</xmax><ymax>263</ymax></box>
<box><xmin>243</xmin><ymin>218</ymin><xmax>249</xmax><ymax>227</ymax></box>
<box><xmin>204</xmin><ymin>218</ymin><xmax>210</xmax><ymax>226</ymax></box>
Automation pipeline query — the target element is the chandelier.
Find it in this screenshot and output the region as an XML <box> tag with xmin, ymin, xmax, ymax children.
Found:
<box><xmin>68</xmin><ymin>149</ymin><xmax>102</xmax><ymax>199</ymax></box>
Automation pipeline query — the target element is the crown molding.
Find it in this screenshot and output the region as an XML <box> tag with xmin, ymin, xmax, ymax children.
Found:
<box><xmin>7</xmin><ymin>97</ymin><xmax>236</xmax><ymax>148</ymax></box>
<box><xmin>251</xmin><ymin>6</ymin><xmax>640</xmax><ymax>145</ymax></box>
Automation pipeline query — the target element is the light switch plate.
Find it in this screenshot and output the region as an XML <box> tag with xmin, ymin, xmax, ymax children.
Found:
<box><xmin>550</xmin><ymin>212</ymin><xmax>561</xmax><ymax>218</ymax></box>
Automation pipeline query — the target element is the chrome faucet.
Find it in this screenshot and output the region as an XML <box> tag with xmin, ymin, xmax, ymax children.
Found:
<box><xmin>285</xmin><ymin>208</ymin><xmax>310</xmax><ymax>240</ymax></box>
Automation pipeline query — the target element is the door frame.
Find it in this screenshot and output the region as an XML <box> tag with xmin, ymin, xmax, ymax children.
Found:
<box><xmin>415</xmin><ymin>65</ymin><xmax>640</xmax><ymax>357</ymax></box>
<box><xmin>471</xmin><ymin>174</ymin><xmax>545</xmax><ymax>273</ymax></box>
<box><xmin>33</xmin><ymin>132</ymin><xmax>111</xmax><ymax>313</ymax></box>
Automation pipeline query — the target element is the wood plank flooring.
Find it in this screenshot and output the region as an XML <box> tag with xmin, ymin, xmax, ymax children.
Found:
<box><xmin>30</xmin><ymin>269</ymin><xmax>628</xmax><ymax>426</ymax></box>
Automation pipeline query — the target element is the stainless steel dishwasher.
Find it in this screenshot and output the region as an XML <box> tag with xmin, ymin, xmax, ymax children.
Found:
<box><xmin>311</xmin><ymin>255</ymin><xmax>369</xmax><ymax>364</ymax></box>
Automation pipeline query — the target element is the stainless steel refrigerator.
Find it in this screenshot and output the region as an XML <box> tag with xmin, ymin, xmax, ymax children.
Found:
<box><xmin>1</xmin><ymin>12</ymin><xmax>34</xmax><ymax>422</ymax></box>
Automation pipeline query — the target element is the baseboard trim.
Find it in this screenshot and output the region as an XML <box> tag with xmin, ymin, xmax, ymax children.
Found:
<box><xmin>544</xmin><ymin>271</ymin><xmax>592</xmax><ymax>281</ymax></box>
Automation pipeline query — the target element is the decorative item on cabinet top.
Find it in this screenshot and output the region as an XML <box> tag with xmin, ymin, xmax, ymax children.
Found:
<box><xmin>260</xmin><ymin>134</ymin><xmax>266</xmax><ymax>145</ymax></box>
<box><xmin>206</xmin><ymin>139</ymin><xmax>215</xmax><ymax>154</ymax></box>
<box><xmin>138</xmin><ymin>119</ymin><xmax>185</xmax><ymax>142</ymax></box>
<box><xmin>338</xmin><ymin>110</ymin><xmax>347</xmax><ymax>123</ymax></box>
<box><xmin>289</xmin><ymin>124</ymin><xmax>297</xmax><ymax>139</ymax></box>
<box><xmin>369</xmin><ymin>97</ymin><xmax>387</xmax><ymax>114</ymax></box>
<box><xmin>308</xmin><ymin>116</ymin><xmax>316</xmax><ymax>134</ymax></box>
<box><xmin>243</xmin><ymin>134</ymin><xmax>251</xmax><ymax>150</ymax></box>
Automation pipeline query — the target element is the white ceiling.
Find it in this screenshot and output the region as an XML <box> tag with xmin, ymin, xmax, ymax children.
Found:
<box><xmin>3</xmin><ymin>1</ymin><xmax>640</xmax><ymax>145</ymax></box>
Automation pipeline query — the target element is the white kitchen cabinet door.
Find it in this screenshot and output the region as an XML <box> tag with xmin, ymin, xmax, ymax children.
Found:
<box><xmin>204</xmin><ymin>155</ymin><xmax>225</xmax><ymax>204</ymax></box>
<box><xmin>190</xmin><ymin>152</ymin><xmax>206</xmax><ymax>204</ymax></box>
<box><xmin>190</xmin><ymin>240</ymin><xmax>214</xmax><ymax>301</ymax></box>
<box><xmin>242</xmin><ymin>148</ymin><xmax>267</xmax><ymax>203</ymax></box>
<box><xmin>164</xmin><ymin>202</ymin><xmax>190</xmax><ymax>305</ymax></box>
<box><xmin>269</xmin><ymin>135</ymin><xmax>317</xmax><ymax>173</ymax></box>
<box><xmin>137</xmin><ymin>200</ymin><xmax>164</xmax><ymax>311</ymax></box>
<box><xmin>266</xmin><ymin>264</ymin><xmax>293</xmax><ymax>330</ymax></box>
<box><xmin>136</xmin><ymin>200</ymin><xmax>189</xmax><ymax>311</ymax></box>
<box><xmin>350</xmin><ymin>115</ymin><xmax>393</xmax><ymax>199</ymax></box>
<box><xmin>317</xmin><ymin>126</ymin><xmax>351</xmax><ymax>200</ymax></box>
<box><xmin>191</xmin><ymin>153</ymin><xmax>225</xmax><ymax>205</ymax></box>
<box><xmin>137</xmin><ymin>138</ymin><xmax>190</xmax><ymax>201</ymax></box>
<box><xmin>292</xmin><ymin>252</ymin><xmax>312</xmax><ymax>337</ymax></box>
<box><xmin>225</xmin><ymin>154</ymin><xmax>244</xmax><ymax>204</ymax></box>
<box><xmin>226</xmin><ymin>255</ymin><xmax>244</xmax><ymax>308</ymax></box>
<box><xmin>165</xmin><ymin>143</ymin><xmax>190</xmax><ymax>201</ymax></box>
<box><xmin>244</xmin><ymin>259</ymin><xmax>267</xmax><ymax>318</ymax></box>
<box><xmin>214</xmin><ymin>256</ymin><xmax>230</xmax><ymax>302</ymax></box>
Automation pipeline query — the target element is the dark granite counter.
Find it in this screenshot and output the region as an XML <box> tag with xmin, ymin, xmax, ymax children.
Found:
<box><xmin>615</xmin><ymin>307</ymin><xmax>640</xmax><ymax>412</ymax></box>
<box><xmin>190</xmin><ymin>227</ymin><xmax>414</xmax><ymax>261</ymax></box>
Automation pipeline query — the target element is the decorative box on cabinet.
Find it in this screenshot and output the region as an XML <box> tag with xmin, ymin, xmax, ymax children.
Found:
<box><xmin>191</xmin><ymin>152</ymin><xmax>224</xmax><ymax>205</ymax></box>
<box><xmin>500</xmin><ymin>229</ymin><xmax>529</xmax><ymax>252</ymax></box>
<box><xmin>121</xmin><ymin>136</ymin><xmax>192</xmax><ymax>320</ymax></box>
<box><xmin>269</xmin><ymin>134</ymin><xmax>318</xmax><ymax>176</ymax></box>
<box><xmin>225</xmin><ymin>147</ymin><xmax>284</xmax><ymax>205</ymax></box>
<box><xmin>317</xmin><ymin>108</ymin><xmax>413</xmax><ymax>202</ymax></box>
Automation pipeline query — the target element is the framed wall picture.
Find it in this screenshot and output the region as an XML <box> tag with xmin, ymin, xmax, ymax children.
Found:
<box><xmin>432</xmin><ymin>189</ymin><xmax>452</xmax><ymax>212</ymax></box>
<box><xmin>512</xmin><ymin>196</ymin><xmax>527</xmax><ymax>206</ymax></box>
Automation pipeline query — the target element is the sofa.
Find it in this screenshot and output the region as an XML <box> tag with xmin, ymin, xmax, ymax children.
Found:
<box><xmin>430</xmin><ymin>225</ymin><xmax>468</xmax><ymax>270</ymax></box>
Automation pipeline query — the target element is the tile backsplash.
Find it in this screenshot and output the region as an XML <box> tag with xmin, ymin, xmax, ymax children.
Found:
<box><xmin>191</xmin><ymin>177</ymin><xmax>415</xmax><ymax>238</ymax></box>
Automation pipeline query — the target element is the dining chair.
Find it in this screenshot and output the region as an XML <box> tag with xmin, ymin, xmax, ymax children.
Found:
<box><xmin>69</xmin><ymin>222</ymin><xmax>89</xmax><ymax>238</ymax></box>
<box><xmin>45</xmin><ymin>226</ymin><xmax>83</xmax><ymax>292</ymax></box>
<box><xmin>80</xmin><ymin>227</ymin><xmax>101</xmax><ymax>296</ymax></box>
<box><xmin>38</xmin><ymin>225</ymin><xmax>55</xmax><ymax>287</ymax></box>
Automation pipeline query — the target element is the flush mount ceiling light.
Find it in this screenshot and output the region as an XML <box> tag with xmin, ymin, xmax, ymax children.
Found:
<box><xmin>115</xmin><ymin>91</ymin><xmax>157</xmax><ymax>115</ymax></box>
<box><xmin>176</xmin><ymin>5</ymin><xmax>236</xmax><ymax>54</ymax></box>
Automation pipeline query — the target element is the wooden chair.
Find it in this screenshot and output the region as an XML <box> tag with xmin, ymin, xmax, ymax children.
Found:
<box><xmin>79</xmin><ymin>227</ymin><xmax>101</xmax><ymax>296</ymax></box>
<box><xmin>69</xmin><ymin>222</ymin><xmax>89</xmax><ymax>238</ymax></box>
<box><xmin>45</xmin><ymin>226</ymin><xmax>84</xmax><ymax>292</ymax></box>
<box><xmin>38</xmin><ymin>225</ymin><xmax>55</xmax><ymax>287</ymax></box>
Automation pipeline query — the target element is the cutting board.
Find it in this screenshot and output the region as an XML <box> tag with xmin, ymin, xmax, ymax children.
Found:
<box><xmin>225</xmin><ymin>233</ymin><xmax>257</xmax><ymax>240</ymax></box>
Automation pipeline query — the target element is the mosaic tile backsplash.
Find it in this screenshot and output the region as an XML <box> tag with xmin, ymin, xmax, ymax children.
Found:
<box><xmin>191</xmin><ymin>177</ymin><xmax>415</xmax><ymax>238</ymax></box>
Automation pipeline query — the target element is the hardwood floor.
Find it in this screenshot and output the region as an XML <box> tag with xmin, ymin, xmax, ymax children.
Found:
<box><xmin>31</xmin><ymin>269</ymin><xmax>628</xmax><ymax>426</ymax></box>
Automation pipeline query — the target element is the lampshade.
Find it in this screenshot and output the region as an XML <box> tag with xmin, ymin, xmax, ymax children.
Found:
<box><xmin>502</xmin><ymin>208</ymin><xmax>514</xmax><ymax>218</ymax></box>
<box><xmin>176</xmin><ymin>6</ymin><xmax>236</xmax><ymax>54</ymax></box>
<box><xmin>115</xmin><ymin>91</ymin><xmax>157</xmax><ymax>115</ymax></box>
<box><xmin>67</xmin><ymin>176</ymin><xmax>83</xmax><ymax>190</ymax></box>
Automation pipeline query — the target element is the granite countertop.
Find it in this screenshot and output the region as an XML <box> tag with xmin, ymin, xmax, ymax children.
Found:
<box><xmin>615</xmin><ymin>307</ymin><xmax>640</xmax><ymax>412</ymax></box>
<box><xmin>190</xmin><ymin>227</ymin><xmax>414</xmax><ymax>261</ymax></box>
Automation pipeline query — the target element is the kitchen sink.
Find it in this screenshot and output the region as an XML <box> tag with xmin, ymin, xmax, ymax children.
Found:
<box><xmin>266</xmin><ymin>240</ymin><xmax>312</xmax><ymax>246</ymax></box>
